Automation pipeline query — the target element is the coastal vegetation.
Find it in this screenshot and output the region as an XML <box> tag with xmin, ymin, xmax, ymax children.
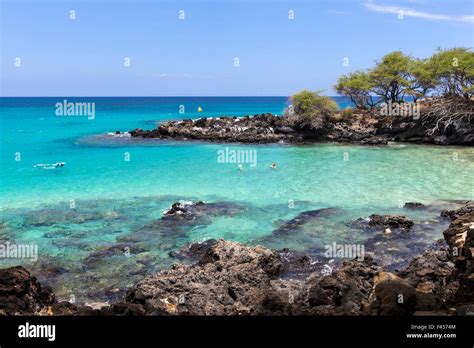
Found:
<box><xmin>282</xmin><ymin>47</ymin><xmax>474</xmax><ymax>144</ymax></box>
<box><xmin>335</xmin><ymin>47</ymin><xmax>474</xmax><ymax>107</ymax></box>
<box><xmin>286</xmin><ymin>90</ymin><xmax>339</xmax><ymax>137</ymax></box>
<box><xmin>127</xmin><ymin>47</ymin><xmax>472</xmax><ymax>145</ymax></box>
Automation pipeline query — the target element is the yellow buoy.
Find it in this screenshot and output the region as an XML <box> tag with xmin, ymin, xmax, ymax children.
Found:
<box><xmin>198</xmin><ymin>106</ymin><xmax>203</xmax><ymax>112</ymax></box>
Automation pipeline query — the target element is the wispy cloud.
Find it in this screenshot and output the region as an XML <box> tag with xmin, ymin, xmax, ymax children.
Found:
<box><xmin>363</xmin><ymin>0</ymin><xmax>474</xmax><ymax>23</ymax></box>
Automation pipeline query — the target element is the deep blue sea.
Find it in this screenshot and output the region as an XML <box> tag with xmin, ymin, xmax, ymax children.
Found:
<box><xmin>1</xmin><ymin>97</ymin><xmax>473</xmax><ymax>304</ymax></box>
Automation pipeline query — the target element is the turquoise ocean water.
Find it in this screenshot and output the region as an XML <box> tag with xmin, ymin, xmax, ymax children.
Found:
<box><xmin>1</xmin><ymin>97</ymin><xmax>473</xmax><ymax>303</ymax></box>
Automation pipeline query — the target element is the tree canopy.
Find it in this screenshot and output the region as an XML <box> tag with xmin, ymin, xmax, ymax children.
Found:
<box><xmin>335</xmin><ymin>48</ymin><xmax>474</xmax><ymax>108</ymax></box>
<box><xmin>369</xmin><ymin>51</ymin><xmax>414</xmax><ymax>104</ymax></box>
<box><xmin>335</xmin><ymin>70</ymin><xmax>375</xmax><ymax>109</ymax></box>
<box><xmin>428</xmin><ymin>47</ymin><xmax>474</xmax><ymax>98</ymax></box>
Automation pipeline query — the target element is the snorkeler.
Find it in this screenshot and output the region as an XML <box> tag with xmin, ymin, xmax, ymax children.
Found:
<box><xmin>34</xmin><ymin>162</ymin><xmax>65</xmax><ymax>169</ymax></box>
<box><xmin>271</xmin><ymin>163</ymin><xmax>277</xmax><ymax>169</ymax></box>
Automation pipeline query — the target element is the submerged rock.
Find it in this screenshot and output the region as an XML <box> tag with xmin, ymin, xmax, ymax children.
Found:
<box><xmin>352</xmin><ymin>214</ymin><xmax>414</xmax><ymax>232</ymax></box>
<box><xmin>118</xmin><ymin>200</ymin><xmax>246</xmax><ymax>247</ymax></box>
<box><xmin>272</xmin><ymin>208</ymin><xmax>340</xmax><ymax>235</ymax></box>
<box><xmin>22</xmin><ymin>208</ymin><xmax>120</xmax><ymax>227</ymax></box>
<box><xmin>83</xmin><ymin>244</ymin><xmax>147</xmax><ymax>267</ymax></box>
<box><xmin>163</xmin><ymin>201</ymin><xmax>206</xmax><ymax>220</ymax></box>
<box><xmin>368</xmin><ymin>214</ymin><xmax>414</xmax><ymax>231</ymax></box>
<box><xmin>2</xmin><ymin>201</ymin><xmax>472</xmax><ymax>316</ymax></box>
<box><xmin>163</xmin><ymin>200</ymin><xmax>246</xmax><ymax>221</ymax></box>
<box><xmin>404</xmin><ymin>202</ymin><xmax>425</xmax><ymax>209</ymax></box>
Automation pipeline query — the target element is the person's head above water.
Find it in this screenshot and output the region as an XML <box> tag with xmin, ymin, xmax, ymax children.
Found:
<box><xmin>271</xmin><ymin>163</ymin><xmax>277</xmax><ymax>169</ymax></box>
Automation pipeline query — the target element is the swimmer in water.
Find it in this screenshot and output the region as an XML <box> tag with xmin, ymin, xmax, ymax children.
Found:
<box><xmin>271</xmin><ymin>163</ymin><xmax>277</xmax><ymax>169</ymax></box>
<box><xmin>34</xmin><ymin>162</ymin><xmax>65</xmax><ymax>169</ymax></box>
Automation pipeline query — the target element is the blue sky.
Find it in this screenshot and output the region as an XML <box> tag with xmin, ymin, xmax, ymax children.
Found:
<box><xmin>1</xmin><ymin>0</ymin><xmax>473</xmax><ymax>96</ymax></box>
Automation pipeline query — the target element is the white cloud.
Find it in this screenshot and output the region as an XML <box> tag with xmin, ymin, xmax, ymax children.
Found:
<box><xmin>363</xmin><ymin>0</ymin><xmax>474</xmax><ymax>23</ymax></box>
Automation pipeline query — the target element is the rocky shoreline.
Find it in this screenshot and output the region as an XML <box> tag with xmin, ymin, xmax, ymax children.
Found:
<box><xmin>0</xmin><ymin>201</ymin><xmax>472</xmax><ymax>316</ymax></box>
<box><xmin>127</xmin><ymin>98</ymin><xmax>474</xmax><ymax>146</ymax></box>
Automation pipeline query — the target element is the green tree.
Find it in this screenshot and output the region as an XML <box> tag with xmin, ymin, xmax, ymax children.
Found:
<box><xmin>428</xmin><ymin>47</ymin><xmax>474</xmax><ymax>99</ymax></box>
<box><xmin>369</xmin><ymin>51</ymin><xmax>415</xmax><ymax>103</ymax></box>
<box><xmin>335</xmin><ymin>70</ymin><xmax>376</xmax><ymax>109</ymax></box>
<box><xmin>406</xmin><ymin>58</ymin><xmax>437</xmax><ymax>102</ymax></box>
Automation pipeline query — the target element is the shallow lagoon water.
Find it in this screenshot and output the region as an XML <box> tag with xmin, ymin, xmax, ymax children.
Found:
<box><xmin>1</xmin><ymin>97</ymin><xmax>473</xmax><ymax>303</ymax></box>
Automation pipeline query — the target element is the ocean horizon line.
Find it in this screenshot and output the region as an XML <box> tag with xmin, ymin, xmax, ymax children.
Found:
<box><xmin>0</xmin><ymin>95</ymin><xmax>355</xmax><ymax>99</ymax></box>
<box><xmin>0</xmin><ymin>95</ymin><xmax>295</xmax><ymax>98</ymax></box>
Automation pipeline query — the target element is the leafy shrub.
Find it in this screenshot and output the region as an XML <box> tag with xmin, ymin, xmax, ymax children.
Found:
<box><xmin>286</xmin><ymin>90</ymin><xmax>339</xmax><ymax>135</ymax></box>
